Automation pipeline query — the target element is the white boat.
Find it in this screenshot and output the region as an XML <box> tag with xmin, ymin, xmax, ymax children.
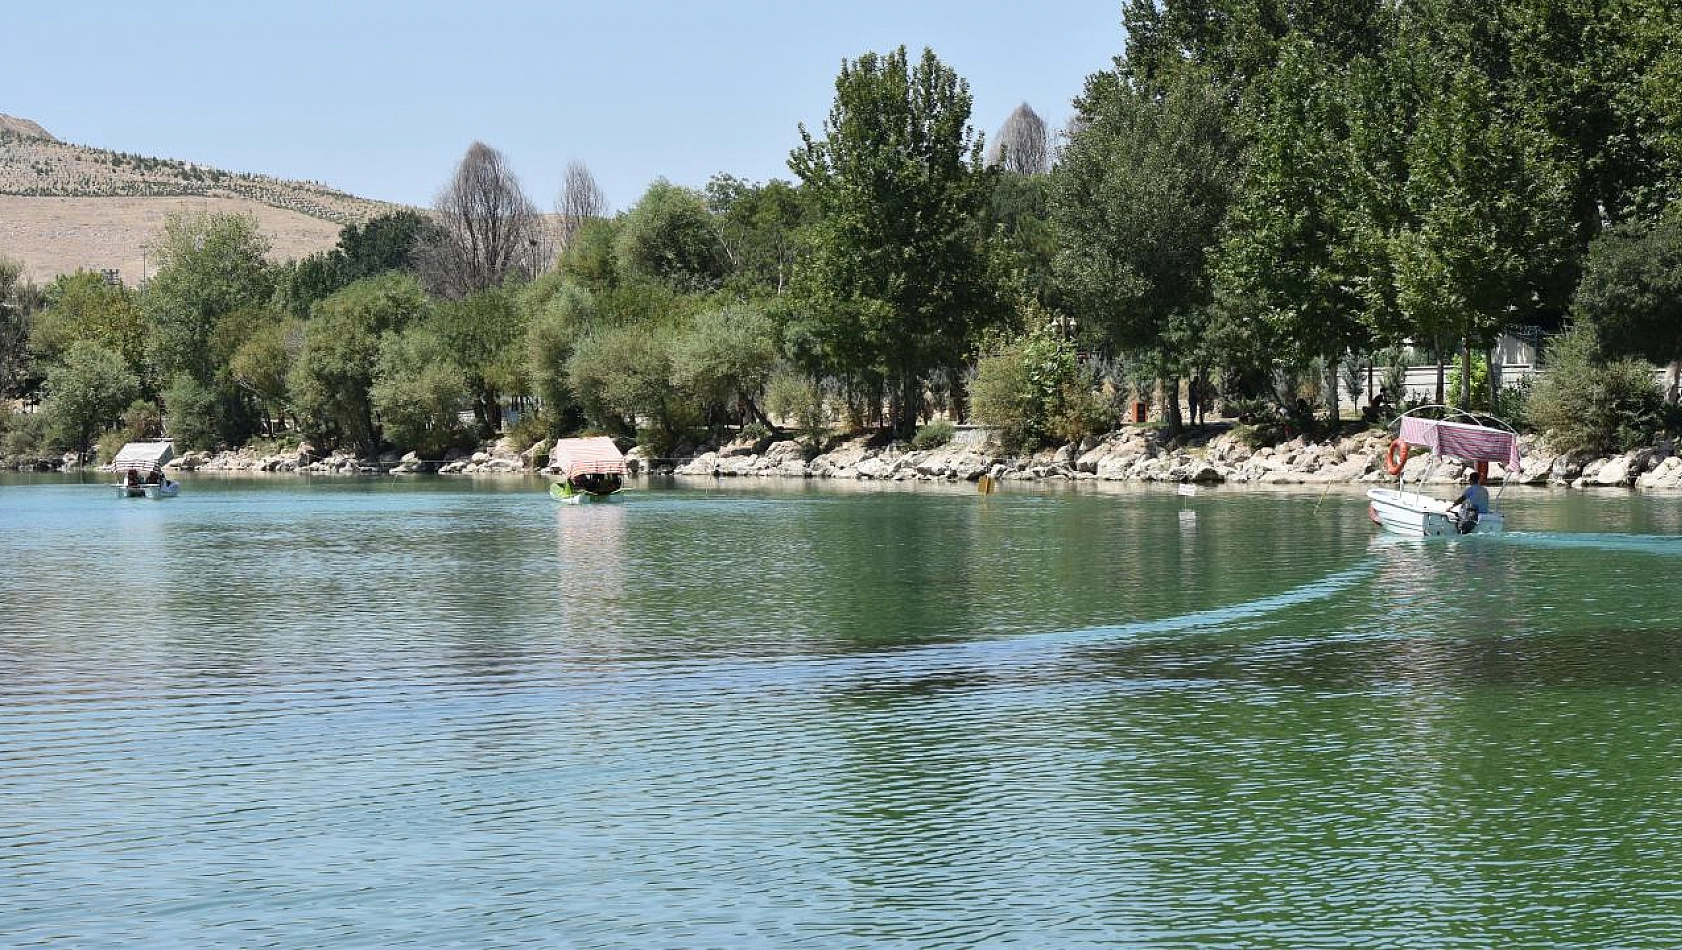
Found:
<box><xmin>546</xmin><ymin>437</ymin><xmax>627</xmax><ymax>503</ymax></box>
<box><xmin>108</xmin><ymin>440</ymin><xmax>181</xmax><ymax>499</ymax></box>
<box><xmin>1366</xmin><ymin>408</ymin><xmax>1519</xmax><ymax>538</ymax></box>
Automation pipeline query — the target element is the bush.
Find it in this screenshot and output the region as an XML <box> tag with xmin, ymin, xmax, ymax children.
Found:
<box><xmin>911</xmin><ymin>419</ymin><xmax>955</xmax><ymax>450</ymax></box>
<box><xmin>765</xmin><ymin>369</ymin><xmax>829</xmax><ymax>449</ymax></box>
<box><xmin>1527</xmin><ymin>324</ymin><xmax>1667</xmax><ymax>455</ymax></box>
<box><xmin>1447</xmin><ymin>358</ymin><xmax>1492</xmax><ymax>411</ymax></box>
<box><xmin>2</xmin><ymin>410</ymin><xmax>49</xmax><ymax>460</ymax></box>
<box><xmin>971</xmin><ymin>327</ymin><xmax>1098</xmax><ymax>452</ymax></box>
<box><xmin>1050</xmin><ymin>384</ymin><xmax>1120</xmax><ymax>446</ymax></box>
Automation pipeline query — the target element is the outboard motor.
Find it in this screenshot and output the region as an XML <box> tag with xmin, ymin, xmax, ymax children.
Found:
<box><xmin>1456</xmin><ymin>507</ymin><xmax>1481</xmax><ymax>535</ymax></box>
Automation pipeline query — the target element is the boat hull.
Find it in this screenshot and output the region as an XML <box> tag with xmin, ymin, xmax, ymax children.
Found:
<box><xmin>1367</xmin><ymin>487</ymin><xmax>1503</xmax><ymax>537</ymax></box>
<box><xmin>118</xmin><ymin>481</ymin><xmax>180</xmax><ymax>498</ymax></box>
<box><xmin>550</xmin><ymin>482</ymin><xmax>620</xmax><ymax>504</ymax></box>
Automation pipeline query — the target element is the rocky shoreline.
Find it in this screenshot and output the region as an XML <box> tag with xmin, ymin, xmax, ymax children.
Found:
<box><xmin>671</xmin><ymin>427</ymin><xmax>1682</xmax><ymax>490</ymax></box>
<box><xmin>12</xmin><ymin>425</ymin><xmax>1682</xmax><ymax>490</ymax></box>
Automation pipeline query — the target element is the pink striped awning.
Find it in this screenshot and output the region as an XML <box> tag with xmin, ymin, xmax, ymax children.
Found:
<box><xmin>1398</xmin><ymin>417</ymin><xmax>1520</xmax><ymax>469</ymax></box>
<box><xmin>549</xmin><ymin>437</ymin><xmax>627</xmax><ymax>475</ymax></box>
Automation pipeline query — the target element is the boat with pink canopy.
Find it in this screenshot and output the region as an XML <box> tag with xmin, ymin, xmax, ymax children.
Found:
<box><xmin>1367</xmin><ymin>407</ymin><xmax>1520</xmax><ymax>537</ymax></box>
<box><xmin>546</xmin><ymin>437</ymin><xmax>628</xmax><ymax>503</ymax></box>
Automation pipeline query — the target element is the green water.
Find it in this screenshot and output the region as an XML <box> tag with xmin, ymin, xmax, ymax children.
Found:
<box><xmin>3</xmin><ymin>474</ymin><xmax>1681</xmax><ymax>948</ymax></box>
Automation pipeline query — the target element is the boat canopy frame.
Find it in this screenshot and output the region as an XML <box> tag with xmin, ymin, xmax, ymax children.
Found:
<box><xmin>548</xmin><ymin>436</ymin><xmax>628</xmax><ymax>477</ymax></box>
<box><xmin>1384</xmin><ymin>405</ymin><xmax>1520</xmax><ymax>502</ymax></box>
<box><xmin>105</xmin><ymin>440</ymin><xmax>175</xmax><ymax>478</ymax></box>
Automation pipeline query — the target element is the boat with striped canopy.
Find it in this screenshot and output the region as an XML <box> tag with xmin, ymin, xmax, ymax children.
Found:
<box><xmin>1367</xmin><ymin>408</ymin><xmax>1519</xmax><ymax>537</ymax></box>
<box><xmin>107</xmin><ymin>440</ymin><xmax>180</xmax><ymax>499</ymax></box>
<box><xmin>547</xmin><ymin>437</ymin><xmax>628</xmax><ymax>503</ymax></box>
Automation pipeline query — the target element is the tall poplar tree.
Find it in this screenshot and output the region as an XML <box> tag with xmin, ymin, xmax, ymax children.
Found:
<box><xmin>1051</xmin><ymin>63</ymin><xmax>1241</xmax><ymax>433</ymax></box>
<box><xmin>790</xmin><ymin>46</ymin><xmax>1001</xmax><ymax>438</ymax></box>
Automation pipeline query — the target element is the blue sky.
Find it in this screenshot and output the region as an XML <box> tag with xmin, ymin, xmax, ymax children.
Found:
<box><xmin>4</xmin><ymin>1</ymin><xmax>1124</xmax><ymax>213</ymax></box>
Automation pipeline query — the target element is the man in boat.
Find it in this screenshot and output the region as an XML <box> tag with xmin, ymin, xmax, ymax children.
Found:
<box><xmin>1447</xmin><ymin>470</ymin><xmax>1490</xmax><ymax>534</ymax></box>
<box><xmin>124</xmin><ymin>468</ymin><xmax>141</xmax><ymax>487</ymax></box>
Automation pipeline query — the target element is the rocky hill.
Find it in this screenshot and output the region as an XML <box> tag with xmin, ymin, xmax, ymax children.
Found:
<box><xmin>0</xmin><ymin>114</ymin><xmax>412</xmax><ymax>285</ymax></box>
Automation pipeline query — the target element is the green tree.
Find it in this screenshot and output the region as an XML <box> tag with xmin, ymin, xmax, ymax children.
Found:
<box><xmin>523</xmin><ymin>276</ymin><xmax>598</xmax><ymax>434</ymax></box>
<box><xmin>1573</xmin><ymin>213</ymin><xmax>1682</xmax><ymax>401</ymax></box>
<box><xmin>1215</xmin><ymin>38</ymin><xmax>1372</xmax><ymax>423</ymax></box>
<box><xmin>30</xmin><ymin>271</ymin><xmax>148</xmax><ymax>381</ymax></box>
<box><xmin>288</xmin><ymin>273</ymin><xmax>428</xmax><ymax>455</ymax></box>
<box><xmin>338</xmin><ymin>210</ymin><xmax>433</xmax><ymax>279</ymax></box>
<box><xmin>669</xmin><ymin>304</ymin><xmax>782</xmax><ymax>434</ymax></box>
<box><xmin>429</xmin><ymin>286</ymin><xmax>528</xmax><ymax>434</ymax></box>
<box><xmin>705</xmin><ymin>175</ymin><xmax>806</xmax><ymax>295</ymax></box>
<box><xmin>40</xmin><ymin>340</ymin><xmax>138</xmax><ymax>462</ymax></box>
<box><xmin>271</xmin><ymin>211</ymin><xmax>435</xmax><ymax>320</ymax></box>
<box><xmin>228</xmin><ymin>317</ymin><xmax>304</xmax><ymax>436</ymax></box>
<box><xmin>614</xmin><ymin>179</ymin><xmax>727</xmax><ymax>293</ymax></box>
<box><xmin>371</xmin><ymin>326</ymin><xmax>471</xmax><ymax>457</ymax></box>
<box><xmin>790</xmin><ymin>46</ymin><xmax>1002</xmax><ymax>438</ymax></box>
<box><xmin>161</xmin><ymin>375</ymin><xmax>219</xmax><ymax>451</ymax></box>
<box><xmin>143</xmin><ymin>211</ymin><xmax>274</xmax><ymax>386</ymax></box>
<box><xmin>566</xmin><ymin>321</ymin><xmax>695</xmax><ymax>454</ymax></box>
<box><xmin>557</xmin><ymin>217</ymin><xmax>621</xmax><ymax>290</ymax></box>
<box><xmin>1390</xmin><ymin>48</ymin><xmax>1575</xmax><ymax>407</ymax></box>
<box><xmin>1052</xmin><ymin>62</ymin><xmax>1242</xmax><ymax>433</ymax></box>
<box><xmin>0</xmin><ymin>258</ymin><xmax>42</xmax><ymax>401</ymax></box>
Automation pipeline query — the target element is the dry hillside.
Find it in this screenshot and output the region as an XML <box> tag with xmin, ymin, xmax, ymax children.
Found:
<box><xmin>0</xmin><ymin>114</ymin><xmax>413</xmax><ymax>286</ymax></box>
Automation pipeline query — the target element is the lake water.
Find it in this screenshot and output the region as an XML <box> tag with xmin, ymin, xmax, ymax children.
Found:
<box><xmin>4</xmin><ymin>474</ymin><xmax>1682</xmax><ymax>948</ymax></box>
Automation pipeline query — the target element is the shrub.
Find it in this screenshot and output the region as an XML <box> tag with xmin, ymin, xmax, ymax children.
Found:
<box><xmin>2</xmin><ymin>410</ymin><xmax>49</xmax><ymax>460</ymax></box>
<box><xmin>1050</xmin><ymin>383</ymin><xmax>1120</xmax><ymax>446</ymax></box>
<box><xmin>911</xmin><ymin>419</ymin><xmax>956</xmax><ymax>450</ymax></box>
<box><xmin>765</xmin><ymin>369</ymin><xmax>829</xmax><ymax>449</ymax></box>
<box><xmin>1527</xmin><ymin>324</ymin><xmax>1666</xmax><ymax>455</ymax></box>
<box><xmin>971</xmin><ymin>327</ymin><xmax>1096</xmax><ymax>452</ymax></box>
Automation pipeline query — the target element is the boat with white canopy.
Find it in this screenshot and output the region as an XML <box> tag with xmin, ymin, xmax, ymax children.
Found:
<box><xmin>107</xmin><ymin>440</ymin><xmax>180</xmax><ymax>499</ymax></box>
<box><xmin>1367</xmin><ymin>408</ymin><xmax>1519</xmax><ymax>537</ymax></box>
<box><xmin>547</xmin><ymin>437</ymin><xmax>628</xmax><ymax>503</ymax></box>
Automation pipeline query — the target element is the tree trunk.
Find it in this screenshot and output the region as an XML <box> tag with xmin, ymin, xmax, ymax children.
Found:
<box><xmin>1668</xmin><ymin>359</ymin><xmax>1680</xmax><ymax>404</ymax></box>
<box><xmin>1325</xmin><ymin>356</ymin><xmax>1340</xmax><ymax>432</ymax></box>
<box><xmin>1486</xmin><ymin>348</ymin><xmax>1499</xmax><ymax>410</ymax></box>
<box><xmin>1434</xmin><ymin>343</ymin><xmax>1446</xmax><ymax>406</ymax></box>
<box><xmin>1162</xmin><ymin>374</ymin><xmax>1182</xmax><ymax>435</ymax></box>
<box><xmin>742</xmin><ymin>395</ymin><xmax>779</xmax><ymax>436</ymax></box>
<box><xmin>1458</xmin><ymin>340</ymin><xmax>1472</xmax><ymax>410</ymax></box>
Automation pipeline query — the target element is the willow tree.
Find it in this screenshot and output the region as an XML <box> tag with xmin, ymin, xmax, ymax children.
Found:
<box><xmin>418</xmin><ymin>142</ymin><xmax>545</xmax><ymax>299</ymax></box>
<box><xmin>789</xmin><ymin>46</ymin><xmax>1001</xmax><ymax>438</ymax></box>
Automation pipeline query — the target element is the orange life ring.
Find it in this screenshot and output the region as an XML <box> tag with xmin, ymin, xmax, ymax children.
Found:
<box><xmin>1475</xmin><ymin>459</ymin><xmax>1489</xmax><ymax>481</ymax></box>
<box><xmin>1385</xmin><ymin>439</ymin><xmax>1409</xmax><ymax>476</ymax></box>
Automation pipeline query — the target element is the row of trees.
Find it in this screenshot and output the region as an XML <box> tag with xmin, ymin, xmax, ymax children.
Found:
<box><xmin>5</xmin><ymin>0</ymin><xmax>1682</xmax><ymax>466</ymax></box>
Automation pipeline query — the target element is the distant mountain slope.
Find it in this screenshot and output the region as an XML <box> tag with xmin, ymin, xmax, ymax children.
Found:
<box><xmin>0</xmin><ymin>115</ymin><xmax>415</xmax><ymax>285</ymax></box>
<box><xmin>0</xmin><ymin>195</ymin><xmax>347</xmax><ymax>287</ymax></box>
<box><xmin>0</xmin><ymin>113</ymin><xmax>56</xmax><ymax>141</ymax></box>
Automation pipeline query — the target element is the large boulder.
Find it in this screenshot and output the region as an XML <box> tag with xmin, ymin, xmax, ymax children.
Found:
<box><xmin>1591</xmin><ymin>455</ymin><xmax>1633</xmax><ymax>487</ymax></box>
